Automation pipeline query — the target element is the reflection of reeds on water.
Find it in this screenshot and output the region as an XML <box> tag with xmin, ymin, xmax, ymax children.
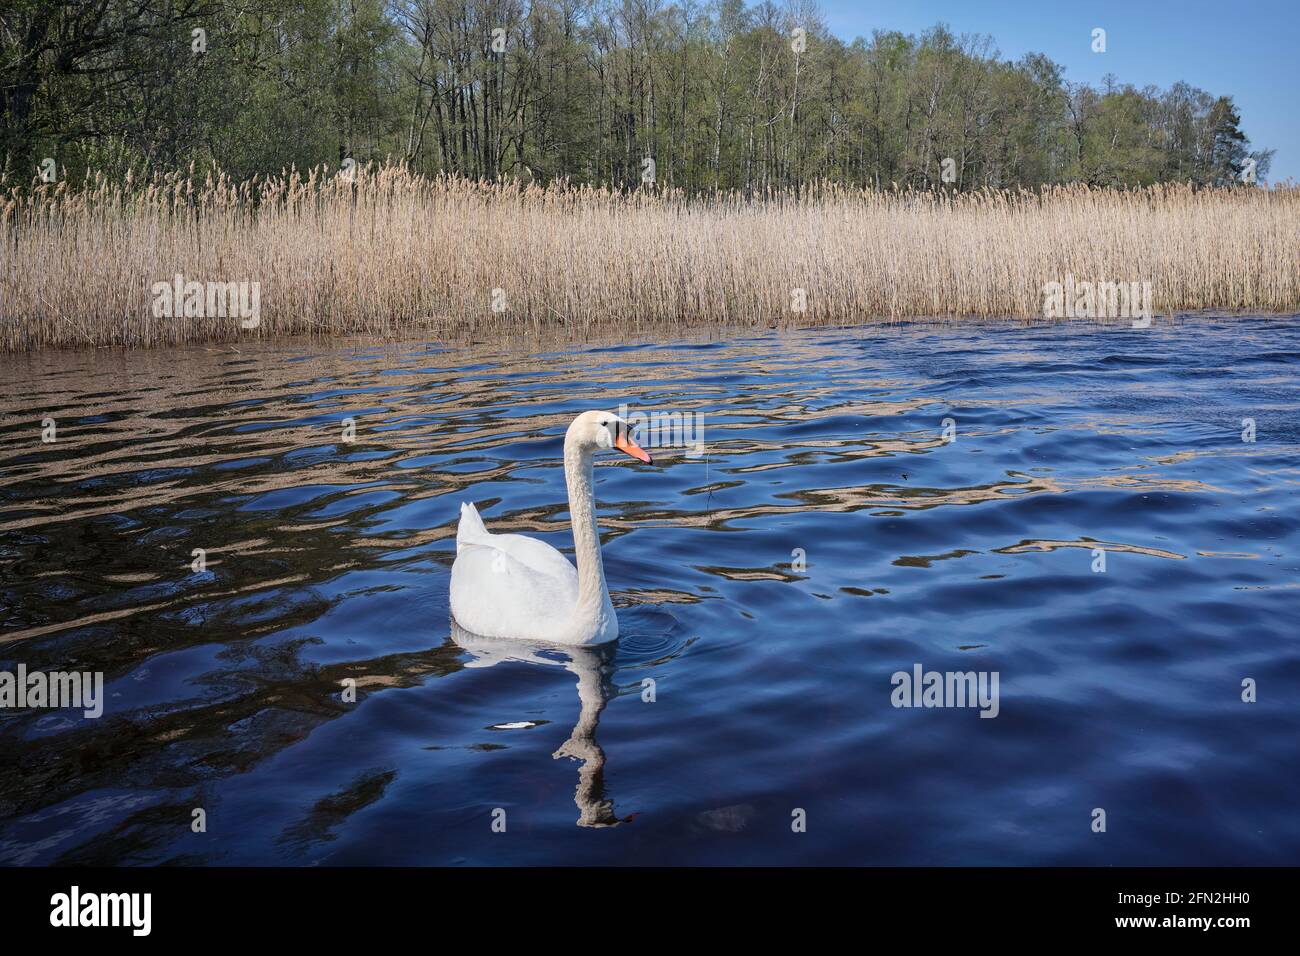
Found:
<box><xmin>3</xmin><ymin>165</ymin><xmax>1297</xmax><ymax>351</ymax></box>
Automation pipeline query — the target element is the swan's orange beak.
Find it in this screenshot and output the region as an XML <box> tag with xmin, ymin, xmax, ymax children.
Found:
<box><xmin>615</xmin><ymin>431</ymin><xmax>652</xmax><ymax>463</ymax></box>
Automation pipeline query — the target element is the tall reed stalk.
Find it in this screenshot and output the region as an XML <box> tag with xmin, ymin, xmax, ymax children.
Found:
<box><xmin>2</xmin><ymin>164</ymin><xmax>1297</xmax><ymax>351</ymax></box>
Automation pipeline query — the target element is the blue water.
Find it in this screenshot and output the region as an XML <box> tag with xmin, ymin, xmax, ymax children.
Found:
<box><xmin>1</xmin><ymin>317</ymin><xmax>1298</xmax><ymax>865</ymax></box>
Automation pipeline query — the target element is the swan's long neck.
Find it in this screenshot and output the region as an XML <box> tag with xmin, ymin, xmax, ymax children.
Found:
<box><xmin>563</xmin><ymin>433</ymin><xmax>608</xmax><ymax>614</ymax></box>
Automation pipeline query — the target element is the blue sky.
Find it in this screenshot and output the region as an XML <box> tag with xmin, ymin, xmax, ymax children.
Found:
<box><xmin>816</xmin><ymin>0</ymin><xmax>1299</xmax><ymax>183</ymax></box>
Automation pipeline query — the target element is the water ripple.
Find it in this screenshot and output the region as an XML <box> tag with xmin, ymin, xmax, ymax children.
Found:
<box><xmin>1</xmin><ymin>317</ymin><xmax>1298</xmax><ymax>864</ymax></box>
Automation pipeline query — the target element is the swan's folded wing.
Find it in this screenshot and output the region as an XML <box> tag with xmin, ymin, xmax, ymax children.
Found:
<box><xmin>486</xmin><ymin>532</ymin><xmax>580</xmax><ymax>583</ymax></box>
<box><xmin>456</xmin><ymin>503</ymin><xmax>576</xmax><ymax>583</ymax></box>
<box><xmin>449</xmin><ymin>542</ymin><xmax>579</xmax><ymax>640</ymax></box>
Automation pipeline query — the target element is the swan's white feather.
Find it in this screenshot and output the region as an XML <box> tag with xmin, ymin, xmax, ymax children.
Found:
<box><xmin>450</xmin><ymin>502</ymin><xmax>580</xmax><ymax>641</ymax></box>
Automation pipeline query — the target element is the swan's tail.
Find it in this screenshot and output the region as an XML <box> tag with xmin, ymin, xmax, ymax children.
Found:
<box><xmin>456</xmin><ymin>501</ymin><xmax>491</xmax><ymax>552</ymax></box>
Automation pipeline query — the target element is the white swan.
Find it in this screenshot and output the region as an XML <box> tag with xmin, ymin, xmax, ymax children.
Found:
<box><xmin>449</xmin><ymin>410</ymin><xmax>653</xmax><ymax>645</ymax></box>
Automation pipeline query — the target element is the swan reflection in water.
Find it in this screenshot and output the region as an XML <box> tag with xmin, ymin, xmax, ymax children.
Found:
<box><xmin>451</xmin><ymin>622</ymin><xmax>626</xmax><ymax>828</ymax></box>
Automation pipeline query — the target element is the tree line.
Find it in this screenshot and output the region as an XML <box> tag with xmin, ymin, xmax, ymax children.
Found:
<box><xmin>0</xmin><ymin>0</ymin><xmax>1276</xmax><ymax>191</ymax></box>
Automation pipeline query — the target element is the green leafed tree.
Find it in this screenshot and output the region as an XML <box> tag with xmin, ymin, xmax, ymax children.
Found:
<box><xmin>0</xmin><ymin>0</ymin><xmax>1275</xmax><ymax>190</ymax></box>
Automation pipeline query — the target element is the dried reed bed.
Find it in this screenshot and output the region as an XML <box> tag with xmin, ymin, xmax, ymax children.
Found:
<box><xmin>2</xmin><ymin>165</ymin><xmax>1297</xmax><ymax>351</ymax></box>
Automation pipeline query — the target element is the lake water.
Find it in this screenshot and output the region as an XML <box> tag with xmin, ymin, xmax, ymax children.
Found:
<box><xmin>1</xmin><ymin>317</ymin><xmax>1298</xmax><ymax>865</ymax></box>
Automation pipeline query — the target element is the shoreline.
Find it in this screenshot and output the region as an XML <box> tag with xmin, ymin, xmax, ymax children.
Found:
<box><xmin>1</xmin><ymin>310</ymin><xmax>1296</xmax><ymax>363</ymax></box>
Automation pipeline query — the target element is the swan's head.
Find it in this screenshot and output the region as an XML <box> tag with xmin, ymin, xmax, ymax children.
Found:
<box><xmin>567</xmin><ymin>410</ymin><xmax>652</xmax><ymax>463</ymax></box>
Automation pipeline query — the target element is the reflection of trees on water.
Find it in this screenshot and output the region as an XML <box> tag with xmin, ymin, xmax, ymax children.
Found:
<box><xmin>0</xmin><ymin>630</ymin><xmax>468</xmax><ymax>863</ymax></box>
